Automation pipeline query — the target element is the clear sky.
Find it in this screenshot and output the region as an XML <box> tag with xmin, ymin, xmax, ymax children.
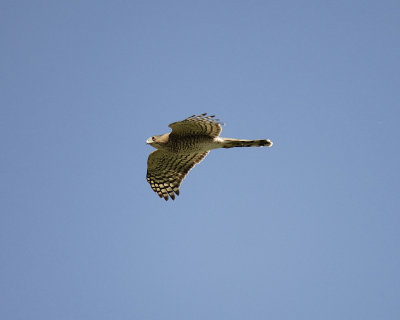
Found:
<box><xmin>1</xmin><ymin>1</ymin><xmax>399</xmax><ymax>319</ymax></box>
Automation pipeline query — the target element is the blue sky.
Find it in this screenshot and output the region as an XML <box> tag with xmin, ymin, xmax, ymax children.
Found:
<box><xmin>1</xmin><ymin>0</ymin><xmax>399</xmax><ymax>319</ymax></box>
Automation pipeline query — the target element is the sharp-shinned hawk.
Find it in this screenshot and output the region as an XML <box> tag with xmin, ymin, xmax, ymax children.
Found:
<box><xmin>146</xmin><ymin>113</ymin><xmax>273</xmax><ymax>201</ymax></box>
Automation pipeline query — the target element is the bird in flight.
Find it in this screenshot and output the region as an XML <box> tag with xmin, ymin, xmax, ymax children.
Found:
<box><xmin>146</xmin><ymin>113</ymin><xmax>273</xmax><ymax>201</ymax></box>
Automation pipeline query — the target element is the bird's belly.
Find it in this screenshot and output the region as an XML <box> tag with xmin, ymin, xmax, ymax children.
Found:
<box><xmin>169</xmin><ymin>137</ymin><xmax>220</xmax><ymax>153</ymax></box>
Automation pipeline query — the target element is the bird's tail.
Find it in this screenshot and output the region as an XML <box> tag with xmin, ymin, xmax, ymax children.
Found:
<box><xmin>221</xmin><ymin>138</ymin><xmax>273</xmax><ymax>148</ymax></box>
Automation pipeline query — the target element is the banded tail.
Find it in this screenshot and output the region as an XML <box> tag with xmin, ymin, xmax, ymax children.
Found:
<box><xmin>221</xmin><ymin>138</ymin><xmax>273</xmax><ymax>148</ymax></box>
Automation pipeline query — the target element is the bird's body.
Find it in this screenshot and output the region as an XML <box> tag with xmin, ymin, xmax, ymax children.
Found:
<box><xmin>150</xmin><ymin>134</ymin><xmax>216</xmax><ymax>153</ymax></box>
<box><xmin>146</xmin><ymin>113</ymin><xmax>273</xmax><ymax>201</ymax></box>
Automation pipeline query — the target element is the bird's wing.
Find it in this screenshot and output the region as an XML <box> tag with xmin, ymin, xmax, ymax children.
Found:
<box><xmin>146</xmin><ymin>150</ymin><xmax>209</xmax><ymax>201</ymax></box>
<box><xmin>168</xmin><ymin>113</ymin><xmax>223</xmax><ymax>138</ymax></box>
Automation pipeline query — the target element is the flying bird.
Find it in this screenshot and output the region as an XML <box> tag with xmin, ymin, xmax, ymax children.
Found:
<box><xmin>146</xmin><ymin>113</ymin><xmax>273</xmax><ymax>201</ymax></box>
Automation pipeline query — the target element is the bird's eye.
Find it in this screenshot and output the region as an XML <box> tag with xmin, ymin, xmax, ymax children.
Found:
<box><xmin>152</xmin><ymin>136</ymin><xmax>156</xmax><ymax>141</ymax></box>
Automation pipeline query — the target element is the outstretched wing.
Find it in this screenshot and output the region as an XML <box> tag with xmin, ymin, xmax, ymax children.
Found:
<box><xmin>146</xmin><ymin>150</ymin><xmax>209</xmax><ymax>201</ymax></box>
<box><xmin>168</xmin><ymin>113</ymin><xmax>223</xmax><ymax>138</ymax></box>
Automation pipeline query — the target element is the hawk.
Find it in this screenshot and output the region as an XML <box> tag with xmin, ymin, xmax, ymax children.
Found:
<box><xmin>146</xmin><ymin>113</ymin><xmax>273</xmax><ymax>201</ymax></box>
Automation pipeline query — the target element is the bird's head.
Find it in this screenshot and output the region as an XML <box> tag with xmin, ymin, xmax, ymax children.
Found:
<box><xmin>146</xmin><ymin>134</ymin><xmax>168</xmax><ymax>149</ymax></box>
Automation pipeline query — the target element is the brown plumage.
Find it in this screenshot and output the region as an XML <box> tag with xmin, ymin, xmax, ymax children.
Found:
<box><xmin>146</xmin><ymin>113</ymin><xmax>273</xmax><ymax>201</ymax></box>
